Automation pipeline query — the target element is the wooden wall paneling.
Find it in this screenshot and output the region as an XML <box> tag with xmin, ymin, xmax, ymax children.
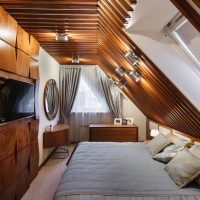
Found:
<box><xmin>29</xmin><ymin>35</ymin><xmax>40</xmax><ymax>61</ymax></box>
<box><xmin>16</xmin><ymin>168</ymin><xmax>30</xmax><ymax>200</ymax></box>
<box><xmin>29</xmin><ymin>157</ymin><xmax>39</xmax><ymax>183</ymax></box>
<box><xmin>0</xmin><ymin>122</ymin><xmax>17</xmax><ymax>162</ymax></box>
<box><xmin>16</xmin><ymin>49</ymin><xmax>30</xmax><ymax>77</ymax></box>
<box><xmin>0</xmin><ymin>181</ymin><xmax>16</xmax><ymax>200</ymax></box>
<box><xmin>29</xmin><ymin>139</ymin><xmax>39</xmax><ymax>182</ymax></box>
<box><xmin>30</xmin><ymin>58</ymin><xmax>39</xmax><ymax>80</ymax></box>
<box><xmin>0</xmin><ymin>6</ymin><xmax>17</xmax><ymax>47</ymax></box>
<box><xmin>0</xmin><ymin>69</ymin><xmax>33</xmax><ymax>84</ymax></box>
<box><xmin>30</xmin><ymin>119</ymin><xmax>39</xmax><ymax>142</ymax></box>
<box><xmin>16</xmin><ymin>25</ymin><xmax>30</xmax><ymax>54</ymax></box>
<box><xmin>16</xmin><ymin>120</ymin><xmax>30</xmax><ymax>152</ymax></box>
<box><xmin>16</xmin><ymin>146</ymin><xmax>30</xmax><ymax>176</ymax></box>
<box><xmin>29</xmin><ymin>139</ymin><xmax>39</xmax><ymax>164</ymax></box>
<box><xmin>0</xmin><ymin>155</ymin><xmax>16</xmax><ymax>195</ymax></box>
<box><xmin>0</xmin><ymin>39</ymin><xmax>17</xmax><ymax>73</ymax></box>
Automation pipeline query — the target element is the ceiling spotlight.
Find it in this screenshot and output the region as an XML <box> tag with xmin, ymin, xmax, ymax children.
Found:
<box><xmin>72</xmin><ymin>55</ymin><xmax>80</xmax><ymax>64</ymax></box>
<box><xmin>115</xmin><ymin>67</ymin><xmax>124</xmax><ymax>77</ymax></box>
<box><xmin>117</xmin><ymin>81</ymin><xmax>126</xmax><ymax>89</ymax></box>
<box><xmin>55</xmin><ymin>33</ymin><xmax>69</xmax><ymax>41</ymax></box>
<box><xmin>125</xmin><ymin>51</ymin><xmax>138</xmax><ymax>66</ymax></box>
<box><xmin>129</xmin><ymin>71</ymin><xmax>141</xmax><ymax>82</ymax></box>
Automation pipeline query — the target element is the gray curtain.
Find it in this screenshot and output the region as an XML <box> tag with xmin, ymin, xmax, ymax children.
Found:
<box><xmin>98</xmin><ymin>70</ymin><xmax>121</xmax><ymax>118</ymax></box>
<box><xmin>59</xmin><ymin>66</ymin><xmax>81</xmax><ymax>123</ymax></box>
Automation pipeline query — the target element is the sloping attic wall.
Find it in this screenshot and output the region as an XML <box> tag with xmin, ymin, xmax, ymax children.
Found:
<box><xmin>126</xmin><ymin>0</ymin><xmax>200</xmax><ymax>112</ymax></box>
<box><xmin>97</xmin><ymin>0</ymin><xmax>200</xmax><ymax>137</ymax></box>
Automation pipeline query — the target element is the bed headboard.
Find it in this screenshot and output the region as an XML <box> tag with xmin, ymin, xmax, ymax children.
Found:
<box><xmin>147</xmin><ymin>119</ymin><xmax>200</xmax><ymax>143</ymax></box>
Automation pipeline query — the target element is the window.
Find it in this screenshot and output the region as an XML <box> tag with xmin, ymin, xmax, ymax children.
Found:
<box><xmin>164</xmin><ymin>13</ymin><xmax>200</xmax><ymax>75</ymax></box>
<box><xmin>71</xmin><ymin>67</ymin><xmax>109</xmax><ymax>113</ymax></box>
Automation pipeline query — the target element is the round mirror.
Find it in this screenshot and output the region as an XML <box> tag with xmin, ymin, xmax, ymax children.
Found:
<box><xmin>44</xmin><ymin>79</ymin><xmax>59</xmax><ymax>120</ymax></box>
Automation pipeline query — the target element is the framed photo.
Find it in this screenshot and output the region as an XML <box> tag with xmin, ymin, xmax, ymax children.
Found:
<box><xmin>122</xmin><ymin>119</ymin><xmax>127</xmax><ymax>125</ymax></box>
<box><xmin>114</xmin><ymin>118</ymin><xmax>122</xmax><ymax>125</ymax></box>
<box><xmin>125</xmin><ymin>118</ymin><xmax>134</xmax><ymax>125</ymax></box>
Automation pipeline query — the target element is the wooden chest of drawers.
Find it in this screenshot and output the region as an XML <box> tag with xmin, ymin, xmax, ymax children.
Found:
<box><xmin>89</xmin><ymin>124</ymin><xmax>138</xmax><ymax>142</ymax></box>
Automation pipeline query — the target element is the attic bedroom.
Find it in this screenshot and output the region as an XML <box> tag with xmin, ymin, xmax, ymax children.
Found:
<box><xmin>0</xmin><ymin>0</ymin><xmax>200</xmax><ymax>200</ymax></box>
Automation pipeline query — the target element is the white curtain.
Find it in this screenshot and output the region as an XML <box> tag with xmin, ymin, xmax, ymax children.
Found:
<box><xmin>69</xmin><ymin>112</ymin><xmax>113</xmax><ymax>142</ymax></box>
<box><xmin>70</xmin><ymin>66</ymin><xmax>113</xmax><ymax>142</ymax></box>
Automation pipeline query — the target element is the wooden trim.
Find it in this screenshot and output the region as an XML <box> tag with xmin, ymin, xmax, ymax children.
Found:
<box><xmin>38</xmin><ymin>148</ymin><xmax>56</xmax><ymax>171</ymax></box>
<box><xmin>147</xmin><ymin>119</ymin><xmax>200</xmax><ymax>143</ymax></box>
<box><xmin>146</xmin><ymin>118</ymin><xmax>150</xmax><ymax>140</ymax></box>
<box><xmin>0</xmin><ymin>69</ymin><xmax>34</xmax><ymax>84</ymax></box>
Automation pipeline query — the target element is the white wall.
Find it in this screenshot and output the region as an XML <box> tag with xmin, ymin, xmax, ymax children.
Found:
<box><xmin>121</xmin><ymin>95</ymin><xmax>147</xmax><ymax>140</ymax></box>
<box><xmin>126</xmin><ymin>0</ymin><xmax>200</xmax><ymax>112</ymax></box>
<box><xmin>38</xmin><ymin>48</ymin><xmax>60</xmax><ymax>165</ymax></box>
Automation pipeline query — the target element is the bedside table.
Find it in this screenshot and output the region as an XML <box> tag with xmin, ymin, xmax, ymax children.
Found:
<box><xmin>43</xmin><ymin>124</ymin><xmax>69</xmax><ymax>148</ymax></box>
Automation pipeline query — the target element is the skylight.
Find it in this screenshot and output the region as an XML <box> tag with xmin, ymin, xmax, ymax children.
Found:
<box><xmin>164</xmin><ymin>13</ymin><xmax>200</xmax><ymax>76</ymax></box>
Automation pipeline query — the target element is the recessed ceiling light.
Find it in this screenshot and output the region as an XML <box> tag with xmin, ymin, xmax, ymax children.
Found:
<box><xmin>55</xmin><ymin>33</ymin><xmax>69</xmax><ymax>41</ymax></box>
<box><xmin>72</xmin><ymin>55</ymin><xmax>80</xmax><ymax>64</ymax></box>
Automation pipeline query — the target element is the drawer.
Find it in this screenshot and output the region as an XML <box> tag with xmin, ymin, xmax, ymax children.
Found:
<box><xmin>90</xmin><ymin>127</ymin><xmax>138</xmax><ymax>142</ymax></box>
<box><xmin>43</xmin><ymin>130</ymin><xmax>67</xmax><ymax>148</ymax></box>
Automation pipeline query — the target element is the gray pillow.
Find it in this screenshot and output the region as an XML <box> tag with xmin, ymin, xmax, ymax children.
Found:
<box><xmin>189</xmin><ymin>144</ymin><xmax>200</xmax><ymax>186</ymax></box>
<box><xmin>153</xmin><ymin>151</ymin><xmax>177</xmax><ymax>163</ymax></box>
<box><xmin>153</xmin><ymin>139</ymin><xmax>190</xmax><ymax>163</ymax></box>
<box><xmin>147</xmin><ymin>133</ymin><xmax>171</xmax><ymax>156</ymax></box>
<box><xmin>163</xmin><ymin>139</ymin><xmax>187</xmax><ymax>152</ymax></box>
<box><xmin>164</xmin><ymin>149</ymin><xmax>200</xmax><ymax>188</ymax></box>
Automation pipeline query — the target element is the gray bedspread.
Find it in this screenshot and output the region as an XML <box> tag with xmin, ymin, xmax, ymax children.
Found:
<box><xmin>54</xmin><ymin>142</ymin><xmax>200</xmax><ymax>200</ymax></box>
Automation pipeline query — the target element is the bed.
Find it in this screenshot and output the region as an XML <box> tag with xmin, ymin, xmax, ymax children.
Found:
<box><xmin>54</xmin><ymin>142</ymin><xmax>200</xmax><ymax>200</ymax></box>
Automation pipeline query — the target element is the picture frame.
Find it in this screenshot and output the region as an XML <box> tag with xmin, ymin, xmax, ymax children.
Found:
<box><xmin>122</xmin><ymin>119</ymin><xmax>127</xmax><ymax>125</ymax></box>
<box><xmin>114</xmin><ymin>118</ymin><xmax>122</xmax><ymax>125</ymax></box>
<box><xmin>125</xmin><ymin>118</ymin><xmax>134</xmax><ymax>125</ymax></box>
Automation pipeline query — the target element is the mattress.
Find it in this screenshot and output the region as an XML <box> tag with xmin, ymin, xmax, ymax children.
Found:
<box><xmin>54</xmin><ymin>142</ymin><xmax>200</xmax><ymax>200</ymax></box>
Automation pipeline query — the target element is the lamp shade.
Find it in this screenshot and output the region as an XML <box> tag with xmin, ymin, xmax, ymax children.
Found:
<box><xmin>150</xmin><ymin>129</ymin><xmax>159</xmax><ymax>137</ymax></box>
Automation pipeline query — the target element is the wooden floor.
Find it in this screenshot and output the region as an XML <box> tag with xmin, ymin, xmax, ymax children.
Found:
<box><xmin>21</xmin><ymin>145</ymin><xmax>75</xmax><ymax>200</ymax></box>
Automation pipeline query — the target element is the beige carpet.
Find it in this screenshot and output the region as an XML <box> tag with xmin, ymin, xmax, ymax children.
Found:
<box><xmin>22</xmin><ymin>145</ymin><xmax>75</xmax><ymax>200</ymax></box>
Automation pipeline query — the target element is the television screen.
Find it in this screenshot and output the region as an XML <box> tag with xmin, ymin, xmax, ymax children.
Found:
<box><xmin>0</xmin><ymin>77</ymin><xmax>35</xmax><ymax>124</ymax></box>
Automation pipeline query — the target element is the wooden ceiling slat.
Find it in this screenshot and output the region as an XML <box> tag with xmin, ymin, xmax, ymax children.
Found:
<box><xmin>0</xmin><ymin>0</ymin><xmax>98</xmax><ymax>4</ymax></box>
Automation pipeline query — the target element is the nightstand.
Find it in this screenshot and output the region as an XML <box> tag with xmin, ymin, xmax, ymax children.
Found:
<box><xmin>43</xmin><ymin>124</ymin><xmax>69</xmax><ymax>158</ymax></box>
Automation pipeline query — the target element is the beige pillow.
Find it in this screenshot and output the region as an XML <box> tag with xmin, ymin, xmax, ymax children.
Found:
<box><xmin>147</xmin><ymin>133</ymin><xmax>171</xmax><ymax>156</ymax></box>
<box><xmin>189</xmin><ymin>144</ymin><xmax>200</xmax><ymax>185</ymax></box>
<box><xmin>166</xmin><ymin>133</ymin><xmax>181</xmax><ymax>142</ymax></box>
<box><xmin>164</xmin><ymin>149</ymin><xmax>200</xmax><ymax>188</ymax></box>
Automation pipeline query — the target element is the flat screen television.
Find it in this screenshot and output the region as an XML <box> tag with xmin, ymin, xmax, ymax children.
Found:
<box><xmin>0</xmin><ymin>77</ymin><xmax>35</xmax><ymax>124</ymax></box>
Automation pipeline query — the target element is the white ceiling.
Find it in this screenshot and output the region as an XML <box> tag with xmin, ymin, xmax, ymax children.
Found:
<box><xmin>127</xmin><ymin>0</ymin><xmax>178</xmax><ymax>33</ymax></box>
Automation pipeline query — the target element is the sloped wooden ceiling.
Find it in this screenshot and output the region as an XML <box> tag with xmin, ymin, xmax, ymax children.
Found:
<box><xmin>1</xmin><ymin>0</ymin><xmax>200</xmax><ymax>138</ymax></box>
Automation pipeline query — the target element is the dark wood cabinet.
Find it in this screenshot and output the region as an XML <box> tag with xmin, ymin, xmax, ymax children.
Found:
<box><xmin>0</xmin><ymin>7</ymin><xmax>17</xmax><ymax>47</ymax></box>
<box><xmin>89</xmin><ymin>124</ymin><xmax>138</xmax><ymax>142</ymax></box>
<box><xmin>43</xmin><ymin>124</ymin><xmax>69</xmax><ymax>148</ymax></box>
<box><xmin>0</xmin><ymin>7</ymin><xmax>40</xmax><ymax>200</ymax></box>
<box><xmin>0</xmin><ymin>118</ymin><xmax>39</xmax><ymax>200</ymax></box>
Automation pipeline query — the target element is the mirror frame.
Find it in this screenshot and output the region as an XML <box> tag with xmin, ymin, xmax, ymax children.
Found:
<box><xmin>43</xmin><ymin>79</ymin><xmax>59</xmax><ymax>120</ymax></box>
